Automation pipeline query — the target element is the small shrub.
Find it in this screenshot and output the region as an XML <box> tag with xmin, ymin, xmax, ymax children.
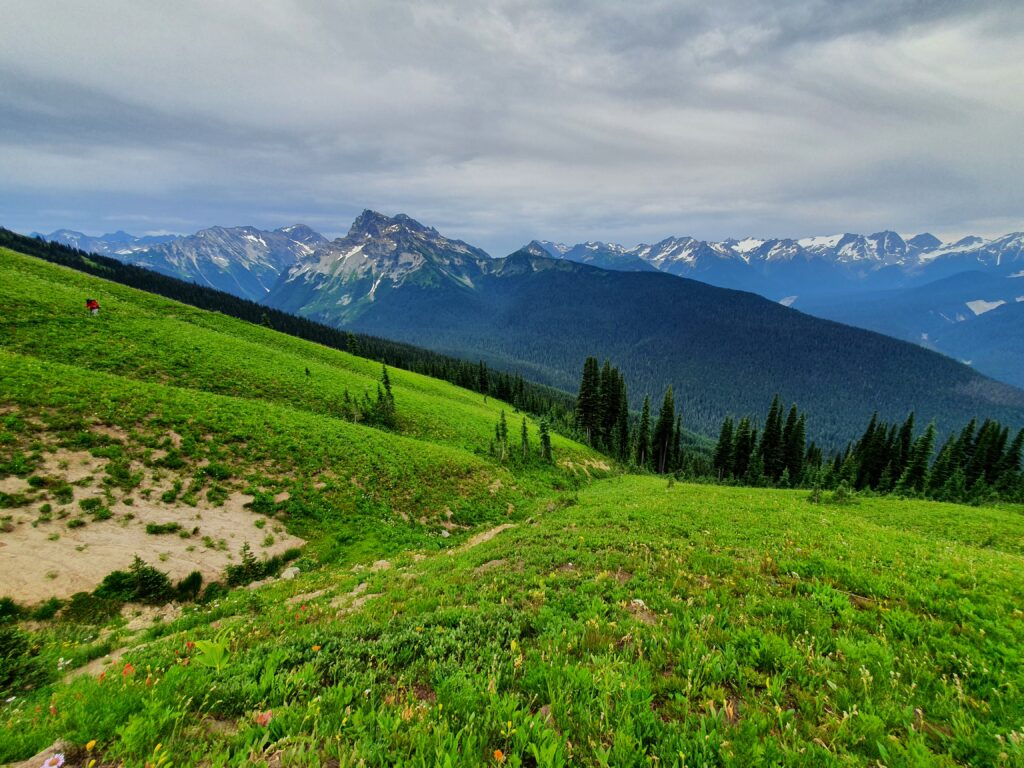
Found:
<box><xmin>129</xmin><ymin>556</ymin><xmax>172</xmax><ymax>604</ymax></box>
<box><xmin>161</xmin><ymin>480</ymin><xmax>183</xmax><ymax>504</ymax></box>
<box><xmin>204</xmin><ymin>462</ymin><xmax>232</xmax><ymax>481</ymax></box>
<box><xmin>62</xmin><ymin>592</ymin><xmax>122</xmax><ymax>624</ymax></box>
<box><xmin>94</xmin><ymin>569</ymin><xmax>135</xmax><ymax>601</ymax></box>
<box><xmin>27</xmin><ymin>475</ymin><xmax>46</xmax><ymax>489</ymax></box>
<box><xmin>175</xmin><ymin>571</ymin><xmax>204</xmax><ymax>602</ymax></box>
<box><xmin>200</xmin><ymin>581</ymin><xmax>228</xmax><ymax>604</ymax></box>
<box><xmin>0</xmin><ymin>491</ymin><xmax>29</xmax><ymax>508</ymax></box>
<box><xmin>79</xmin><ymin>497</ymin><xmax>104</xmax><ymax>512</ymax></box>
<box><xmin>0</xmin><ymin>625</ymin><xmax>51</xmax><ymax>697</ymax></box>
<box><xmin>145</xmin><ymin>522</ymin><xmax>182</xmax><ymax>535</ymax></box>
<box><xmin>30</xmin><ymin>597</ymin><xmax>63</xmax><ymax>621</ymax></box>
<box><xmin>91</xmin><ymin>506</ymin><xmax>113</xmax><ymax>521</ymax></box>
<box><xmin>0</xmin><ymin>597</ymin><xmax>23</xmax><ymax>624</ymax></box>
<box><xmin>66</xmin><ymin>517</ymin><xmax>86</xmax><ymax>529</ymax></box>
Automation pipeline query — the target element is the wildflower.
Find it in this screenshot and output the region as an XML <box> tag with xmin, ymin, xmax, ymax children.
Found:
<box><xmin>494</xmin><ymin>749</ymin><xmax>505</xmax><ymax>763</ymax></box>
<box><xmin>255</xmin><ymin>710</ymin><xmax>273</xmax><ymax>727</ymax></box>
<box><xmin>122</xmin><ymin>662</ymin><xmax>135</xmax><ymax>677</ymax></box>
<box><xmin>97</xmin><ymin>672</ymin><xmax>105</xmax><ymax>684</ymax></box>
<box><xmin>312</xmin><ymin>645</ymin><xmax>321</xmax><ymax>652</ymax></box>
<box><xmin>41</xmin><ymin>754</ymin><xmax>65</xmax><ymax>768</ymax></box>
<box><xmin>49</xmin><ymin>704</ymin><xmax>58</xmax><ymax>717</ymax></box>
<box><xmin>86</xmin><ymin>739</ymin><xmax>97</xmax><ymax>751</ymax></box>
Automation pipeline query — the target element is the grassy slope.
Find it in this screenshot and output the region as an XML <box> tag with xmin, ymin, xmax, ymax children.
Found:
<box><xmin>2</xmin><ymin>480</ymin><xmax>1022</xmax><ymax>766</ymax></box>
<box><xmin>0</xmin><ymin>246</ymin><xmax>586</xmax><ymax>454</ymax></box>
<box><xmin>2</xmin><ymin>246</ymin><xmax>1024</xmax><ymax>766</ymax></box>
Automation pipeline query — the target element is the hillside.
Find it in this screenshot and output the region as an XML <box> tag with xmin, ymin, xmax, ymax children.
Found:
<box><xmin>0</xmin><ymin>245</ymin><xmax>603</xmax><ymax>602</ymax></box>
<box><xmin>3</xmin><ymin>476</ymin><xmax>1022</xmax><ymax>765</ymax></box>
<box><xmin>264</xmin><ymin>214</ymin><xmax>1024</xmax><ymax>448</ymax></box>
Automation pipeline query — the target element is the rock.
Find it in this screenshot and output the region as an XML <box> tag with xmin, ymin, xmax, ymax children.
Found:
<box><xmin>440</xmin><ymin>530</ymin><xmax>451</xmax><ymax>538</ymax></box>
<box><xmin>280</xmin><ymin>566</ymin><xmax>300</xmax><ymax>580</ymax></box>
<box><xmin>9</xmin><ymin>740</ymin><xmax>75</xmax><ymax>768</ymax></box>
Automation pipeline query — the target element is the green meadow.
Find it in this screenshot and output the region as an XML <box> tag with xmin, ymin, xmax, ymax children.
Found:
<box><xmin>1</xmin><ymin>246</ymin><xmax>1023</xmax><ymax>767</ymax></box>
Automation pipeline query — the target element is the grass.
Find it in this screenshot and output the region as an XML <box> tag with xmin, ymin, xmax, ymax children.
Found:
<box><xmin>1</xmin><ymin>245</ymin><xmax>1023</xmax><ymax>766</ymax></box>
<box><xmin>1</xmin><ymin>480</ymin><xmax>1022</xmax><ymax>765</ymax></box>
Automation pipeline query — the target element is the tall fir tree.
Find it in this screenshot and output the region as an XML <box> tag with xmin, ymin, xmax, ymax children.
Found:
<box><xmin>713</xmin><ymin>417</ymin><xmax>735</xmax><ymax>479</ymax></box>
<box><xmin>539</xmin><ymin>419</ymin><xmax>553</xmax><ymax>463</ymax></box>
<box><xmin>575</xmin><ymin>357</ymin><xmax>601</xmax><ymax>445</ymax></box>
<box><xmin>652</xmin><ymin>386</ymin><xmax>676</xmax><ymax>474</ymax></box>
<box><xmin>759</xmin><ymin>395</ymin><xmax>785</xmax><ymax>481</ymax></box>
<box><xmin>635</xmin><ymin>396</ymin><xmax>651</xmax><ymax>469</ymax></box>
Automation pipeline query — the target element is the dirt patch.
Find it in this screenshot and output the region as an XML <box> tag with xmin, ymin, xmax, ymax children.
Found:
<box><xmin>625</xmin><ymin>598</ymin><xmax>658</xmax><ymax>625</ymax></box>
<box><xmin>92</xmin><ymin>424</ymin><xmax>130</xmax><ymax>442</ymax></box>
<box><xmin>488</xmin><ymin>479</ymin><xmax>503</xmax><ymax>495</ymax></box>
<box><xmin>0</xmin><ymin>491</ymin><xmax>304</xmax><ymax>603</ymax></box>
<box><xmin>273</xmin><ymin>491</ymin><xmax>290</xmax><ymax>503</ymax></box>
<box><xmin>457</xmin><ymin>524</ymin><xmax>516</xmax><ymax>553</ymax></box>
<box><xmin>369</xmin><ymin>560</ymin><xmax>392</xmax><ymax>572</ymax></box>
<box><xmin>38</xmin><ymin>449</ymin><xmax>106</xmax><ymax>484</ymax></box>
<box><xmin>474</xmin><ymin>559</ymin><xmax>506</xmax><ymax>574</ymax></box>
<box><xmin>0</xmin><ymin>476</ymin><xmax>32</xmax><ymax>494</ymax></box>
<box><xmin>123</xmin><ymin>602</ymin><xmax>181</xmax><ymax>631</ymax></box>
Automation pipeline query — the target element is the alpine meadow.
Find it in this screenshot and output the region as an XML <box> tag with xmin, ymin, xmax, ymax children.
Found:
<box><xmin>4</xmin><ymin>3</ymin><xmax>1024</xmax><ymax>767</ymax></box>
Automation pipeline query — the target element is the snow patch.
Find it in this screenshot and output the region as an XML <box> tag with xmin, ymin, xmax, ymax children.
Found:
<box><xmin>966</xmin><ymin>299</ymin><xmax>1006</xmax><ymax>316</ymax></box>
<box><xmin>735</xmin><ymin>237</ymin><xmax>765</xmax><ymax>254</ymax></box>
<box><xmin>797</xmin><ymin>234</ymin><xmax>842</xmax><ymax>249</ymax></box>
<box><xmin>778</xmin><ymin>295</ymin><xmax>798</xmax><ymax>307</ymax></box>
<box><xmin>1008</xmin><ymin>270</ymin><xmax>1024</xmax><ymax>278</ymax></box>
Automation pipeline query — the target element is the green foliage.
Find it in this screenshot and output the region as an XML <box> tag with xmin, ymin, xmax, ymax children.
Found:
<box><xmin>145</xmin><ymin>522</ymin><xmax>182</xmax><ymax>535</ymax></box>
<box><xmin>0</xmin><ymin>626</ymin><xmax>50</xmax><ymax>698</ymax></box>
<box><xmin>128</xmin><ymin>556</ymin><xmax>173</xmax><ymax>604</ymax></box>
<box><xmin>174</xmin><ymin>571</ymin><xmax>204</xmax><ymax>602</ymax></box>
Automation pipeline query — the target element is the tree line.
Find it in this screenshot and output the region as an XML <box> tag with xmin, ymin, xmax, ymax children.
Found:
<box><xmin>710</xmin><ymin>399</ymin><xmax>1023</xmax><ymax>503</ymax></box>
<box><xmin>574</xmin><ymin>356</ymin><xmax>1024</xmax><ymax>504</ymax></box>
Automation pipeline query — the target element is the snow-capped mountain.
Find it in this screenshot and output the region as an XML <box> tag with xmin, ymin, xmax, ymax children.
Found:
<box><xmin>35</xmin><ymin>225</ymin><xmax>327</xmax><ymax>302</ymax></box>
<box><xmin>33</xmin><ymin>229</ymin><xmax>177</xmax><ymax>256</ymax></box>
<box><xmin>533</xmin><ymin>229</ymin><xmax>1024</xmax><ymax>298</ymax></box>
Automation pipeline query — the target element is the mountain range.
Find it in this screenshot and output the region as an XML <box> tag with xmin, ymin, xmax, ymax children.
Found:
<box><xmin>30</xmin><ymin>214</ymin><xmax>1024</xmax><ymax>443</ymax></box>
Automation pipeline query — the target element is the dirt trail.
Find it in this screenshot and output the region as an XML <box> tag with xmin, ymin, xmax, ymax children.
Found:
<box><xmin>456</xmin><ymin>523</ymin><xmax>516</xmax><ymax>553</ymax></box>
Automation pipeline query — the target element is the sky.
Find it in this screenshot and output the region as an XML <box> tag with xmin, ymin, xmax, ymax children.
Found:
<box><xmin>1</xmin><ymin>0</ymin><xmax>1023</xmax><ymax>256</ymax></box>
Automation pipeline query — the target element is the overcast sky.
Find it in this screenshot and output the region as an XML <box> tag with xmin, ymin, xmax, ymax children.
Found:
<box><xmin>2</xmin><ymin>0</ymin><xmax>1022</xmax><ymax>255</ymax></box>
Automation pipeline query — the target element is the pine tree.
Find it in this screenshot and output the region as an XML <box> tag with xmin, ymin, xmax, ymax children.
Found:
<box><xmin>614</xmin><ymin>379</ymin><xmax>631</xmax><ymax>462</ymax></box>
<box><xmin>732</xmin><ymin>417</ymin><xmax>753</xmax><ymax>479</ymax></box>
<box><xmin>539</xmin><ymin>419</ymin><xmax>553</xmax><ymax>463</ymax></box>
<box><xmin>478</xmin><ymin>361</ymin><xmax>489</xmax><ymax>394</ymax></box>
<box><xmin>782</xmin><ymin>407</ymin><xmax>805</xmax><ymax>486</ymax></box>
<box><xmin>575</xmin><ymin>357</ymin><xmax>601</xmax><ymax>445</ymax></box>
<box><xmin>520</xmin><ymin>417</ymin><xmax>529</xmax><ymax>460</ymax></box>
<box><xmin>635</xmin><ymin>396</ymin><xmax>651</xmax><ymax>469</ymax></box>
<box><xmin>759</xmin><ymin>395</ymin><xmax>784</xmax><ymax>482</ymax></box>
<box><xmin>896</xmin><ymin>422</ymin><xmax>935</xmax><ymax>494</ymax></box>
<box><xmin>652</xmin><ymin>386</ymin><xmax>675</xmax><ymax>474</ymax></box>
<box><xmin>713</xmin><ymin>417</ymin><xmax>735</xmax><ymax>479</ymax></box>
<box><xmin>896</xmin><ymin>413</ymin><xmax>915</xmax><ymax>477</ymax></box>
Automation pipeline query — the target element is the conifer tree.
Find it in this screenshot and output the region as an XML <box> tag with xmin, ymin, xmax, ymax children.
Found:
<box><xmin>521</xmin><ymin>417</ymin><xmax>529</xmax><ymax>460</ymax></box>
<box><xmin>539</xmin><ymin>419</ymin><xmax>553</xmax><ymax>463</ymax></box>
<box><xmin>732</xmin><ymin>417</ymin><xmax>753</xmax><ymax>479</ymax></box>
<box><xmin>635</xmin><ymin>396</ymin><xmax>651</xmax><ymax>469</ymax></box>
<box><xmin>782</xmin><ymin>407</ymin><xmax>805</xmax><ymax>485</ymax></box>
<box><xmin>896</xmin><ymin>413</ymin><xmax>915</xmax><ymax>477</ymax></box>
<box><xmin>614</xmin><ymin>379</ymin><xmax>631</xmax><ymax>462</ymax></box>
<box><xmin>896</xmin><ymin>422</ymin><xmax>935</xmax><ymax>494</ymax></box>
<box><xmin>759</xmin><ymin>395</ymin><xmax>784</xmax><ymax>481</ymax></box>
<box><xmin>652</xmin><ymin>387</ymin><xmax>675</xmax><ymax>474</ymax></box>
<box><xmin>713</xmin><ymin>417</ymin><xmax>735</xmax><ymax>479</ymax></box>
<box><xmin>576</xmin><ymin>357</ymin><xmax>601</xmax><ymax>445</ymax></box>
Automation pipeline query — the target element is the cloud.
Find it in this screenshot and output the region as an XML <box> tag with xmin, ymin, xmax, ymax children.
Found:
<box><xmin>0</xmin><ymin>0</ymin><xmax>1021</xmax><ymax>253</ymax></box>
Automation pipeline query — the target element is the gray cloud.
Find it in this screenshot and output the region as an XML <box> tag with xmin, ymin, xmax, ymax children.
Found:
<box><xmin>1</xmin><ymin>0</ymin><xmax>1022</xmax><ymax>253</ymax></box>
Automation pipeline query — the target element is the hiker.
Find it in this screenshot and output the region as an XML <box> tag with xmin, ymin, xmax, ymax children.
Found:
<box><xmin>85</xmin><ymin>298</ymin><xmax>100</xmax><ymax>315</ymax></box>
